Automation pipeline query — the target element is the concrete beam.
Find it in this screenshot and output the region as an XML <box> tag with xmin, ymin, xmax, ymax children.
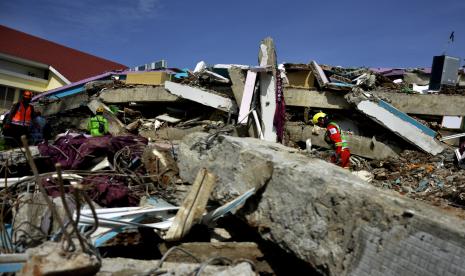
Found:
<box><xmin>285</xmin><ymin>89</ymin><xmax>351</xmax><ymax>109</ymax></box>
<box><xmin>285</xmin><ymin>123</ymin><xmax>400</xmax><ymax>160</ymax></box>
<box><xmin>285</xmin><ymin>88</ymin><xmax>465</xmax><ymax>117</ymax></box>
<box><xmin>346</xmin><ymin>94</ymin><xmax>444</xmax><ymax>155</ymax></box>
<box><xmin>178</xmin><ymin>133</ymin><xmax>465</xmax><ymax>276</ymax></box>
<box><xmin>373</xmin><ymin>91</ymin><xmax>465</xmax><ymax>116</ymax></box>
<box><xmin>36</xmin><ymin>93</ymin><xmax>89</xmax><ymax>117</ymax></box>
<box><xmin>227</xmin><ymin>66</ymin><xmax>246</xmax><ymax>105</ymax></box>
<box><xmin>165</xmin><ymin>81</ymin><xmax>238</xmax><ymax>114</ymax></box>
<box><xmin>258</xmin><ymin>37</ymin><xmax>278</xmax><ymax>142</ymax></box>
<box><xmin>99</xmin><ymin>86</ymin><xmax>178</xmax><ymax>104</ymax></box>
<box><xmin>99</xmin><ymin>258</ymin><xmax>254</xmax><ymax>276</ymax></box>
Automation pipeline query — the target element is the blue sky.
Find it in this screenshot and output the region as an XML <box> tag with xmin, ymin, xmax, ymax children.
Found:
<box><xmin>1</xmin><ymin>0</ymin><xmax>464</xmax><ymax>69</ymax></box>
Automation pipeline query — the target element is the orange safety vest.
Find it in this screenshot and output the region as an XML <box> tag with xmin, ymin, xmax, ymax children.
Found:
<box><xmin>11</xmin><ymin>102</ymin><xmax>33</xmax><ymax>127</ymax></box>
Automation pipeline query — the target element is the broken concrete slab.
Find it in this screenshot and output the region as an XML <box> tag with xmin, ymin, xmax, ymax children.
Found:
<box><xmin>99</xmin><ymin>86</ymin><xmax>178</xmax><ymax>104</ymax></box>
<box><xmin>97</xmin><ymin>258</ymin><xmax>255</xmax><ymax>276</ymax></box>
<box><xmin>20</xmin><ymin>241</ymin><xmax>100</xmax><ymax>276</ymax></box>
<box><xmin>403</xmin><ymin>71</ymin><xmax>430</xmax><ymax>86</ymax></box>
<box><xmin>13</xmin><ymin>193</ymin><xmax>76</xmax><ymax>246</ymax></box>
<box><xmin>36</xmin><ymin>92</ymin><xmax>89</xmax><ymax>117</ymax></box>
<box><xmin>142</xmin><ymin>144</ymin><xmax>180</xmax><ymax>186</ymax></box>
<box><xmin>285</xmin><ymin>88</ymin><xmax>465</xmax><ymax>117</ymax></box>
<box><xmin>227</xmin><ymin>66</ymin><xmax>246</xmax><ymax>105</ymax></box>
<box><xmin>165</xmin><ymin>81</ymin><xmax>238</xmax><ymax>114</ymax></box>
<box><xmin>285</xmin><ymin>122</ymin><xmax>400</xmax><ymax>160</ymax></box>
<box><xmin>309</xmin><ymin>61</ymin><xmax>329</xmax><ymax>88</ymax></box>
<box><xmin>47</xmin><ymin>114</ymin><xmax>89</xmax><ymax>134</ymax></box>
<box><xmin>139</xmin><ymin>126</ymin><xmax>205</xmax><ymax>141</ymax></box>
<box><xmin>12</xmin><ymin>193</ymin><xmax>49</xmax><ymax>244</ymax></box>
<box><xmin>87</xmin><ymin>99</ymin><xmax>128</xmax><ymax>136</ymax></box>
<box><xmin>285</xmin><ymin>88</ymin><xmax>351</xmax><ymax>109</ymax></box>
<box><xmin>345</xmin><ymin>92</ymin><xmax>444</xmax><ymax>155</ymax></box>
<box><xmin>178</xmin><ymin>133</ymin><xmax>465</xmax><ymax>276</ymax></box>
<box><xmin>366</xmin><ymin>91</ymin><xmax>465</xmax><ymax>116</ymax></box>
<box><xmin>160</xmin><ymin>242</ymin><xmax>263</xmax><ymax>262</ymax></box>
<box><xmin>179</xmin><ymin>135</ymin><xmax>275</xmax><ymax>204</ymax></box>
<box><xmin>0</xmin><ymin>146</ymin><xmax>39</xmax><ymax>166</ymax></box>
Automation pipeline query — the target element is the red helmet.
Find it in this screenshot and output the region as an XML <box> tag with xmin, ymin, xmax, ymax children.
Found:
<box><xmin>23</xmin><ymin>91</ymin><xmax>33</xmax><ymax>99</ymax></box>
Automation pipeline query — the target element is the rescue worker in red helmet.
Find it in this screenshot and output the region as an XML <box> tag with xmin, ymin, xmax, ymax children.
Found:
<box><xmin>3</xmin><ymin>90</ymin><xmax>36</xmax><ymax>146</ymax></box>
<box><xmin>313</xmin><ymin>112</ymin><xmax>351</xmax><ymax>169</ymax></box>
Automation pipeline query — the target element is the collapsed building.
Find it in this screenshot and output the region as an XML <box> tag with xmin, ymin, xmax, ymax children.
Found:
<box><xmin>0</xmin><ymin>37</ymin><xmax>465</xmax><ymax>275</ymax></box>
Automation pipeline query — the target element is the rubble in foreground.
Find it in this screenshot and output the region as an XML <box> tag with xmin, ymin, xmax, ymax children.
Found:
<box><xmin>0</xmin><ymin>37</ymin><xmax>465</xmax><ymax>275</ymax></box>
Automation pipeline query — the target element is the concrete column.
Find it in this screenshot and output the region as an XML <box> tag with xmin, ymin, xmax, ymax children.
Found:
<box><xmin>258</xmin><ymin>37</ymin><xmax>277</xmax><ymax>142</ymax></box>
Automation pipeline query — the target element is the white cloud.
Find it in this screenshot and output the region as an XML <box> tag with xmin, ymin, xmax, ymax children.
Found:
<box><xmin>138</xmin><ymin>0</ymin><xmax>161</xmax><ymax>14</ymax></box>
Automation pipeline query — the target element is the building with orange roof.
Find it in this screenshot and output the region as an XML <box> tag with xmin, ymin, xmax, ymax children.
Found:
<box><xmin>0</xmin><ymin>25</ymin><xmax>126</xmax><ymax>111</ymax></box>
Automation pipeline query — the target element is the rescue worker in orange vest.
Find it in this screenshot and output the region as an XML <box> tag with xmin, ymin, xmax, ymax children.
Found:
<box><xmin>3</xmin><ymin>90</ymin><xmax>36</xmax><ymax>146</ymax></box>
<box><xmin>313</xmin><ymin>112</ymin><xmax>351</xmax><ymax>169</ymax></box>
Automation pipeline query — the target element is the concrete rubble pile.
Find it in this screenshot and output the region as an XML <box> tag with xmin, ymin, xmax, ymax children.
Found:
<box><xmin>0</xmin><ymin>37</ymin><xmax>465</xmax><ymax>275</ymax></box>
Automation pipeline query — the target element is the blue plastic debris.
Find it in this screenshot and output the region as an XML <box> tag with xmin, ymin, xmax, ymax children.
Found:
<box><xmin>174</xmin><ymin>68</ymin><xmax>189</xmax><ymax>79</ymax></box>
<box><xmin>0</xmin><ymin>263</ymin><xmax>24</xmax><ymax>273</ymax></box>
<box><xmin>415</xmin><ymin>179</ymin><xmax>429</xmax><ymax>192</ymax></box>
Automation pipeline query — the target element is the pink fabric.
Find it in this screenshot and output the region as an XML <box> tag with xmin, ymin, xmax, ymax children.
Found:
<box><xmin>38</xmin><ymin>134</ymin><xmax>147</xmax><ymax>170</ymax></box>
<box><xmin>274</xmin><ymin>73</ymin><xmax>286</xmax><ymax>143</ymax></box>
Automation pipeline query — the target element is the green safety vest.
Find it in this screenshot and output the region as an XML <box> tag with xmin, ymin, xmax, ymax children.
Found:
<box><xmin>328</xmin><ymin>122</ymin><xmax>349</xmax><ymax>149</ymax></box>
<box><xmin>88</xmin><ymin>115</ymin><xmax>109</xmax><ymax>137</ymax></box>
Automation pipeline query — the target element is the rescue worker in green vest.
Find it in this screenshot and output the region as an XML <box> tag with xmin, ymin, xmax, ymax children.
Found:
<box><xmin>313</xmin><ymin>112</ymin><xmax>351</xmax><ymax>169</ymax></box>
<box><xmin>88</xmin><ymin>106</ymin><xmax>109</xmax><ymax>137</ymax></box>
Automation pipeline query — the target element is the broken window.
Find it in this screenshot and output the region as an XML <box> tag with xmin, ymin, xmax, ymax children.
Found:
<box><xmin>0</xmin><ymin>85</ymin><xmax>16</xmax><ymax>110</ymax></box>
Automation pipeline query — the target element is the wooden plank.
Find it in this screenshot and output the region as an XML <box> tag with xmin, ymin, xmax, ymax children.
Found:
<box><xmin>156</xmin><ymin>114</ymin><xmax>182</xmax><ymax>123</ymax></box>
<box><xmin>238</xmin><ymin>71</ymin><xmax>257</xmax><ymax>124</ymax></box>
<box><xmin>165</xmin><ymin>168</ymin><xmax>216</xmax><ymax>241</ymax></box>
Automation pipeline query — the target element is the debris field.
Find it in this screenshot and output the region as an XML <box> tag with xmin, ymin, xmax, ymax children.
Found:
<box><xmin>1</xmin><ymin>37</ymin><xmax>465</xmax><ymax>276</ymax></box>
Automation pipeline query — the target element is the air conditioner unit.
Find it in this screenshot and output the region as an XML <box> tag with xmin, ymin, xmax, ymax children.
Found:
<box><xmin>429</xmin><ymin>55</ymin><xmax>460</xmax><ymax>90</ymax></box>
